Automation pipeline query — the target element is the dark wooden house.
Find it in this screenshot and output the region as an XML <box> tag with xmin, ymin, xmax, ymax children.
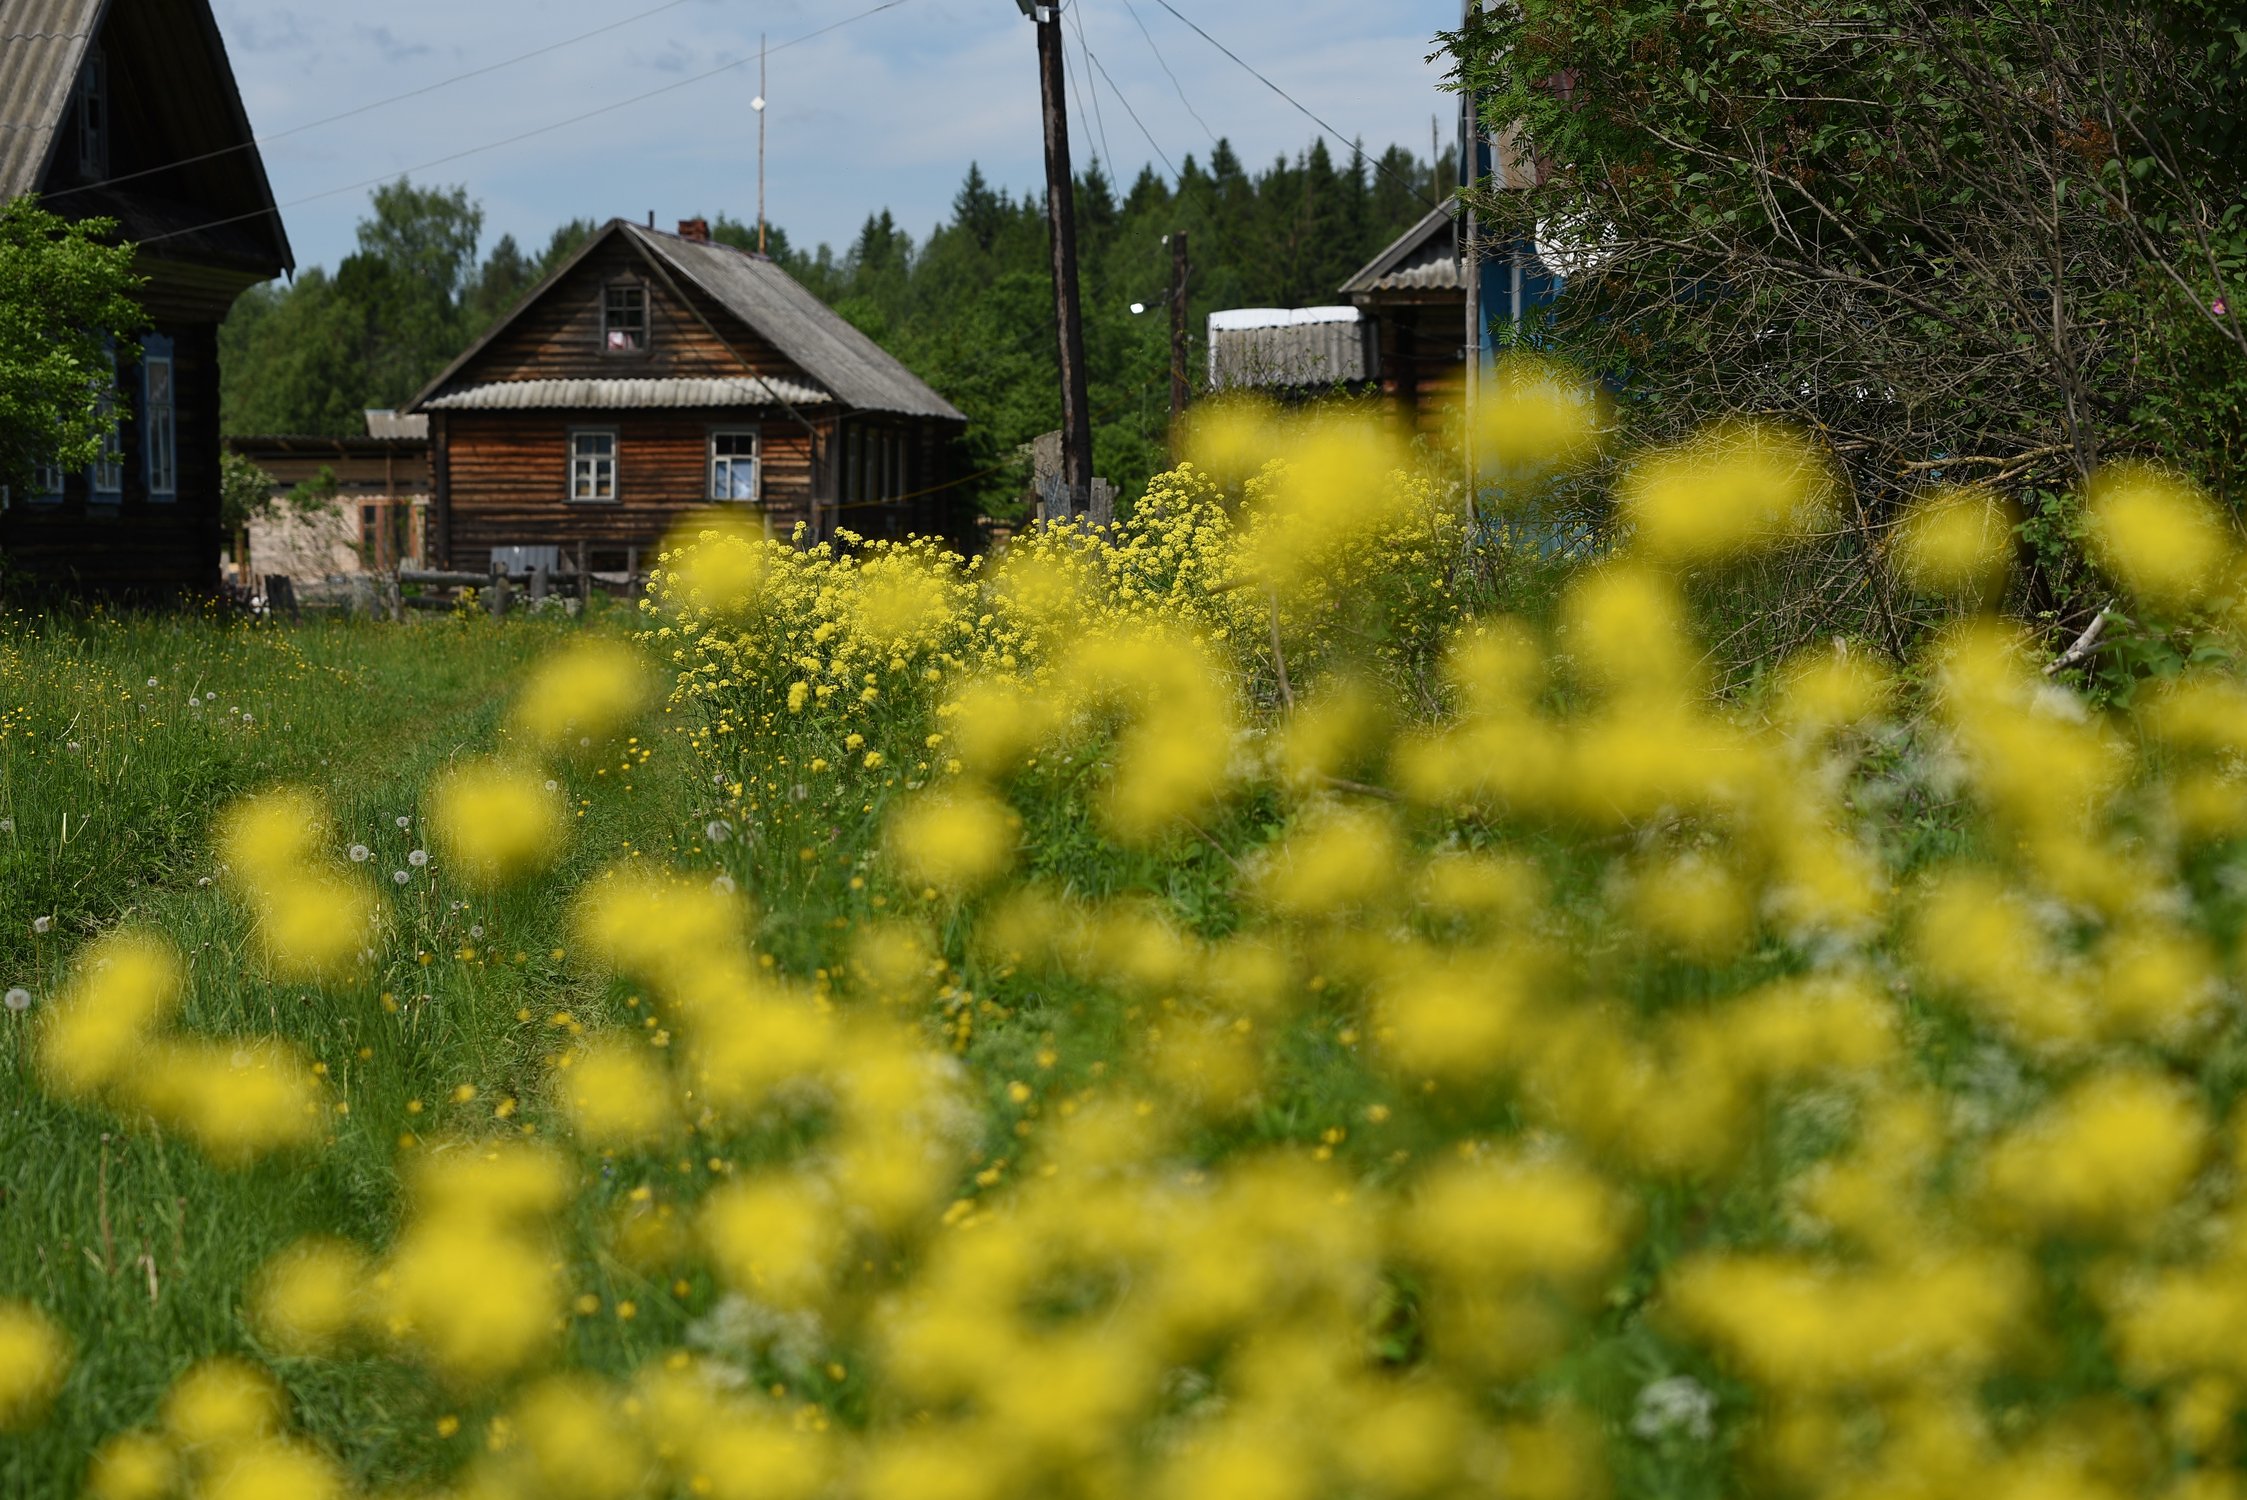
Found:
<box><xmin>0</xmin><ymin>0</ymin><xmax>292</xmax><ymax>594</ymax></box>
<box><xmin>408</xmin><ymin>218</ymin><xmax>969</xmax><ymax>571</ymax></box>
<box><xmin>1340</xmin><ymin>206</ymin><xmax>1467</xmax><ymax>430</ymax></box>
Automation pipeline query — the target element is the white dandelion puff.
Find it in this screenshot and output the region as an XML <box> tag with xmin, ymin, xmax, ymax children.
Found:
<box><xmin>711</xmin><ymin>875</ymin><xmax>737</xmax><ymax>895</ymax></box>
<box><xmin>408</xmin><ymin>849</ymin><xmax>429</xmax><ymax>868</ymax></box>
<box><xmin>396</xmin><ymin>816</ymin><xmax>412</xmax><ymax>829</ymax></box>
<box><xmin>146</xmin><ymin>677</ymin><xmax>158</xmax><ymax>688</ymax></box>
<box><xmin>4</xmin><ymin>988</ymin><xmax>31</xmax><ymax>1013</ymax></box>
<box><xmin>545</xmin><ymin>780</ymin><xmax>559</xmax><ymax>793</ymax></box>
<box><xmin>348</xmin><ymin>844</ymin><xmax>371</xmax><ymax>863</ymax></box>
<box><xmin>393</xmin><ymin>870</ymin><xmax>410</xmax><ymax>886</ymax></box>
<box><xmin>705</xmin><ymin>821</ymin><xmax>732</xmax><ymax>844</ymax></box>
<box><xmin>469</xmin><ymin>924</ymin><xmax>485</xmax><ymax>940</ymax></box>
<box><xmin>32</xmin><ymin>916</ymin><xmax>54</xmax><ymax>934</ymax></box>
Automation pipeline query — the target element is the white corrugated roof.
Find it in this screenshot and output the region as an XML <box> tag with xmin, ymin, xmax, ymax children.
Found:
<box><xmin>423</xmin><ymin>377</ymin><xmax>831</xmax><ymax>412</ymax></box>
<box><xmin>1208</xmin><ymin>307</ymin><xmax>1365</xmax><ymax>332</ymax></box>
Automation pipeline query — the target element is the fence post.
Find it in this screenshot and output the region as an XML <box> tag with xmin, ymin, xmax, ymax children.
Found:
<box><xmin>489</xmin><ymin>564</ymin><xmax>511</xmax><ymax>619</ymax></box>
<box><xmin>576</xmin><ymin>540</ymin><xmax>591</xmax><ymax>610</ymax></box>
<box><xmin>530</xmin><ymin>564</ymin><xmax>549</xmax><ymax>605</ymax></box>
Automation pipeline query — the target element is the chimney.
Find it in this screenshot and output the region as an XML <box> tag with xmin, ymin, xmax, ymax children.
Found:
<box><xmin>678</xmin><ymin>218</ymin><xmax>710</xmax><ymax>244</ymax></box>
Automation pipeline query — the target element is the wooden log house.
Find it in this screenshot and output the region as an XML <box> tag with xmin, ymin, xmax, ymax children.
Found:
<box><xmin>408</xmin><ymin>218</ymin><xmax>970</xmax><ymax>572</ymax></box>
<box><xmin>0</xmin><ymin>0</ymin><xmax>292</xmax><ymax>595</ymax></box>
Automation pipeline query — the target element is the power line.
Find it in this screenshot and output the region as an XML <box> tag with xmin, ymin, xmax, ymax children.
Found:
<box><xmin>1065</xmin><ymin>0</ymin><xmax>1116</xmax><ymax>173</ymax></box>
<box><xmin>137</xmin><ymin>0</ymin><xmax>917</xmax><ymax>250</ymax></box>
<box><xmin>1148</xmin><ymin>0</ymin><xmax>1437</xmax><ymax>209</ymax></box>
<box><xmin>1115</xmin><ymin>0</ymin><xmax>1216</xmax><ymax>148</ymax></box>
<box><xmin>47</xmin><ymin>0</ymin><xmax>702</xmax><ymax>202</ymax></box>
<box><xmin>1079</xmin><ymin>40</ymin><xmax>1178</xmax><ymax>186</ymax></box>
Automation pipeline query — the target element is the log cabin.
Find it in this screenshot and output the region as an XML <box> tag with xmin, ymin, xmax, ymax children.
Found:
<box><xmin>225</xmin><ymin>411</ymin><xmax>432</xmax><ymax>582</ymax></box>
<box><xmin>0</xmin><ymin>0</ymin><xmax>292</xmax><ymax>595</ymax></box>
<box><xmin>408</xmin><ymin>218</ymin><xmax>971</xmax><ymax>572</ymax></box>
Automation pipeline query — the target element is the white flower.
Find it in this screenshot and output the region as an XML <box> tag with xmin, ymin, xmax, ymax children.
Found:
<box><xmin>705</xmin><ymin>821</ymin><xmax>732</xmax><ymax>844</ymax></box>
<box><xmin>197</xmin><ymin>877</ymin><xmax>213</xmax><ymax>888</ymax></box>
<box><xmin>1631</xmin><ymin>1376</ymin><xmax>1716</xmax><ymax>1443</ymax></box>
<box><xmin>66</xmin><ymin>741</ymin><xmax>80</xmax><ymax>751</ymax></box>
<box><xmin>188</xmin><ymin>699</ymin><xmax>202</xmax><ymax>709</ymax></box>
<box><xmin>32</xmin><ymin>916</ymin><xmax>53</xmax><ymax>934</ymax></box>
<box><xmin>0</xmin><ymin>818</ymin><xmax>13</xmax><ymax>834</ymax></box>
<box><xmin>229</xmin><ymin>707</ymin><xmax>239</xmax><ymax>715</ymax></box>
<box><xmin>396</xmin><ymin>816</ymin><xmax>411</xmax><ymax>829</ymax></box>
<box><xmin>393</xmin><ymin>870</ymin><xmax>410</xmax><ymax>886</ymax></box>
<box><xmin>545</xmin><ymin>780</ymin><xmax>559</xmax><ymax>793</ymax></box>
<box><xmin>242</xmin><ymin>714</ymin><xmax>254</xmax><ymax>725</ymax></box>
<box><xmin>4</xmin><ymin>988</ymin><xmax>30</xmax><ymax>1013</ymax></box>
<box><xmin>146</xmin><ymin>677</ymin><xmax>158</xmax><ymax>688</ymax></box>
<box><xmin>348</xmin><ymin>844</ymin><xmax>371</xmax><ymax>863</ymax></box>
<box><xmin>469</xmin><ymin>924</ymin><xmax>485</xmax><ymax>939</ymax></box>
<box><xmin>711</xmin><ymin>875</ymin><xmax>738</xmax><ymax>895</ymax></box>
<box><xmin>408</xmin><ymin>849</ymin><xmax>429</xmax><ymax>868</ymax></box>
<box><xmin>579</xmin><ymin>736</ymin><xmax>591</xmax><ymax>748</ymax></box>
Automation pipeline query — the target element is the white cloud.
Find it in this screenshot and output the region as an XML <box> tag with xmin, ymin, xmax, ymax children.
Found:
<box><xmin>213</xmin><ymin>0</ymin><xmax>1464</xmax><ymax>275</ymax></box>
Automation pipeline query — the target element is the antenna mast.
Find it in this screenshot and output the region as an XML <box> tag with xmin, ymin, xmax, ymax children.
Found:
<box><xmin>755</xmin><ymin>34</ymin><xmax>769</xmax><ymax>255</ymax></box>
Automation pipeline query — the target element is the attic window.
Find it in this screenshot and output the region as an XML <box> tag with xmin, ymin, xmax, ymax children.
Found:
<box><xmin>603</xmin><ymin>282</ymin><xmax>648</xmax><ymax>354</ymax></box>
<box><xmin>77</xmin><ymin>47</ymin><xmax>108</xmax><ymax>179</ymax></box>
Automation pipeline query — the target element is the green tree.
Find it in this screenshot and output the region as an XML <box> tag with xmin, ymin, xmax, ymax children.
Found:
<box><xmin>0</xmin><ymin>199</ymin><xmax>146</xmax><ymax>494</ymax></box>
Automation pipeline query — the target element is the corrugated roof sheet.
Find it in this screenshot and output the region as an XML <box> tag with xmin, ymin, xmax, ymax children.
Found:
<box><xmin>0</xmin><ymin>0</ymin><xmax>102</xmax><ymax>199</ymax></box>
<box><xmin>424</xmin><ymin>376</ymin><xmax>832</xmax><ymax>412</ymax></box>
<box><xmin>1340</xmin><ymin>204</ymin><xmax>1464</xmax><ymax>298</ymax></box>
<box><xmin>1209</xmin><ymin>309</ymin><xmax>1371</xmax><ymax>392</ymax></box>
<box><xmin>363</xmin><ymin>409</ymin><xmax>429</xmax><ymax>440</ymax></box>
<box><xmin>627</xmin><ymin>225</ymin><xmax>966</xmax><ymax>422</ymax></box>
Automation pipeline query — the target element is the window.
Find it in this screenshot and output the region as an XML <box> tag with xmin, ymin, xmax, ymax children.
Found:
<box><xmin>91</xmin><ymin>398</ymin><xmax>123</xmax><ymax>501</ymax></box>
<box><xmin>708</xmin><ymin>429</ymin><xmax>760</xmax><ymax>502</ymax></box>
<box><xmin>570</xmin><ymin>430</ymin><xmax>618</xmax><ymax>501</ymax></box>
<box><xmin>77</xmin><ymin>48</ymin><xmax>108</xmax><ymax>179</ymax></box>
<box><xmin>602</xmin><ymin>283</ymin><xmax>648</xmax><ymax>353</ymax></box>
<box><xmin>144</xmin><ymin>338</ymin><xmax>176</xmax><ymax>501</ymax></box>
<box><xmin>29</xmin><ymin>461</ymin><xmax>62</xmax><ymax>505</ymax></box>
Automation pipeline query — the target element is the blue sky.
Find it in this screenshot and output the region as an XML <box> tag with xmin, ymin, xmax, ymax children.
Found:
<box><xmin>211</xmin><ymin>0</ymin><xmax>1466</xmax><ymax>276</ymax></box>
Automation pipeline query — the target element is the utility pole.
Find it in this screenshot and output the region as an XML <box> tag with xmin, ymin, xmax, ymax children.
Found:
<box><xmin>1018</xmin><ymin>0</ymin><xmax>1093</xmax><ymax>516</ymax></box>
<box><xmin>1168</xmin><ymin>230</ymin><xmax>1190</xmax><ymax>425</ymax></box>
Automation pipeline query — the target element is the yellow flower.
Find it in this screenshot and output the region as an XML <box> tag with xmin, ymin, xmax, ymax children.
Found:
<box><xmin>2085</xmin><ymin>461</ymin><xmax>2232</xmax><ymax>611</ymax></box>
<box><xmin>0</xmin><ymin>1301</ymin><xmax>70</xmax><ymax>1430</ymax></box>
<box><xmin>511</xmin><ymin>639</ymin><xmax>655</xmax><ymax>754</ymax></box>
<box><xmin>1893</xmin><ymin>483</ymin><xmax>2015</xmax><ymax>599</ymax></box>
<box><xmin>427</xmin><ymin>758</ymin><xmax>567</xmax><ymax>887</ymax></box>
<box><xmin>886</xmin><ymin>785</ymin><xmax>1018</xmax><ymax>894</ymax></box>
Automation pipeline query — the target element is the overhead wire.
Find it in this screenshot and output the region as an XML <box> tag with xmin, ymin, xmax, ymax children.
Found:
<box><xmin>1064</xmin><ymin>1</ymin><xmax>1117</xmax><ymax>176</ymax></box>
<box><xmin>1114</xmin><ymin>0</ymin><xmax>1216</xmax><ymax>148</ymax></box>
<box><xmin>46</xmin><ymin>0</ymin><xmax>703</xmax><ymax>201</ymax></box>
<box><xmin>1147</xmin><ymin>0</ymin><xmax>1438</xmax><ymax>209</ymax></box>
<box><xmin>135</xmin><ymin>0</ymin><xmax>918</xmax><ymax>249</ymax></box>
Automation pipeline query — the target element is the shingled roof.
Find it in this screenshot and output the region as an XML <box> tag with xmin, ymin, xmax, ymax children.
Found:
<box><xmin>0</xmin><ymin>0</ymin><xmax>103</xmax><ymax>199</ymax></box>
<box><xmin>410</xmin><ymin>220</ymin><xmax>964</xmax><ymax>423</ymax></box>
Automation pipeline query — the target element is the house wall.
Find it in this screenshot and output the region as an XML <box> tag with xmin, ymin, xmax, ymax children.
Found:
<box><xmin>0</xmin><ymin>319</ymin><xmax>224</xmax><ymax>596</ymax></box>
<box><xmin>433</xmin><ymin>410</ymin><xmax>822</xmax><ymax>570</ymax></box>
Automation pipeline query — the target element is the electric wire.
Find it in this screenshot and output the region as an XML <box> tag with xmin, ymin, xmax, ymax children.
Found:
<box><xmin>135</xmin><ymin>0</ymin><xmax>918</xmax><ymax>249</ymax></box>
<box><xmin>1114</xmin><ymin>0</ymin><xmax>1216</xmax><ymax>148</ymax></box>
<box><xmin>1148</xmin><ymin>0</ymin><xmax>1437</xmax><ymax>209</ymax></box>
<box><xmin>46</xmin><ymin>0</ymin><xmax>703</xmax><ymax>202</ymax></box>
<box><xmin>1065</xmin><ymin>0</ymin><xmax>1117</xmax><ymax>173</ymax></box>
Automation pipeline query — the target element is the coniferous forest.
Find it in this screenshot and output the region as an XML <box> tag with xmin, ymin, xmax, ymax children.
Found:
<box><xmin>219</xmin><ymin>138</ymin><xmax>1452</xmax><ymax>515</ymax></box>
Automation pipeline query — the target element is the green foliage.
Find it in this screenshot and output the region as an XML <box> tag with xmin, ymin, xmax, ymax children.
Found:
<box><xmin>1444</xmin><ymin>0</ymin><xmax>2247</xmax><ymax>666</ymax></box>
<box><xmin>219</xmin><ymin>451</ymin><xmax>276</xmax><ymax>535</ymax></box>
<box><xmin>0</xmin><ymin>199</ymin><xmax>146</xmax><ymax>495</ymax></box>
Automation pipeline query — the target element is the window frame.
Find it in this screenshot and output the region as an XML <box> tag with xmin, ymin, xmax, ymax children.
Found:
<box><xmin>601</xmin><ymin>281</ymin><xmax>650</xmax><ymax>356</ymax></box>
<box><xmin>27</xmin><ymin>460</ymin><xmax>64</xmax><ymax>507</ymax></box>
<box><xmin>90</xmin><ymin>398</ymin><xmax>124</xmax><ymax>504</ymax></box>
<box><xmin>77</xmin><ymin>47</ymin><xmax>108</xmax><ymax>180</ymax></box>
<box><xmin>143</xmin><ymin>335</ymin><xmax>176</xmax><ymax>502</ymax></box>
<box><xmin>707</xmin><ymin>427</ymin><xmax>762</xmax><ymax>504</ymax></box>
<box><xmin>568</xmin><ymin>427</ymin><xmax>620</xmax><ymax>504</ymax></box>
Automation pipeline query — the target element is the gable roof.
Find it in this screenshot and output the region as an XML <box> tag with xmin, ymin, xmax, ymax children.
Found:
<box><xmin>0</xmin><ymin>0</ymin><xmax>292</xmax><ymax>273</ymax></box>
<box><xmin>410</xmin><ymin>219</ymin><xmax>965</xmax><ymax>423</ymax></box>
<box><xmin>1340</xmin><ymin>204</ymin><xmax>1463</xmax><ymax>299</ymax></box>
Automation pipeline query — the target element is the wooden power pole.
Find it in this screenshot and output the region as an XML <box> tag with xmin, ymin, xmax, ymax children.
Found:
<box><xmin>1169</xmin><ymin>230</ymin><xmax>1190</xmax><ymax>424</ymax></box>
<box><xmin>1021</xmin><ymin>1</ymin><xmax>1093</xmax><ymax>516</ymax></box>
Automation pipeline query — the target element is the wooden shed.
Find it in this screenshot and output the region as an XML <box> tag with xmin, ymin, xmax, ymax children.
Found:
<box><xmin>225</xmin><ymin>411</ymin><xmax>431</xmax><ymax>581</ymax></box>
<box><xmin>0</xmin><ymin>0</ymin><xmax>292</xmax><ymax>595</ymax></box>
<box><xmin>408</xmin><ymin>218</ymin><xmax>970</xmax><ymax>572</ymax></box>
<box><xmin>1339</xmin><ymin>206</ymin><xmax>1466</xmax><ymax>429</ymax></box>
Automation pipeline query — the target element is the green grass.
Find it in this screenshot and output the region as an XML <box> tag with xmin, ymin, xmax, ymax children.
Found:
<box><xmin>0</xmin><ymin>608</ymin><xmax>726</xmax><ymax>1492</ymax></box>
